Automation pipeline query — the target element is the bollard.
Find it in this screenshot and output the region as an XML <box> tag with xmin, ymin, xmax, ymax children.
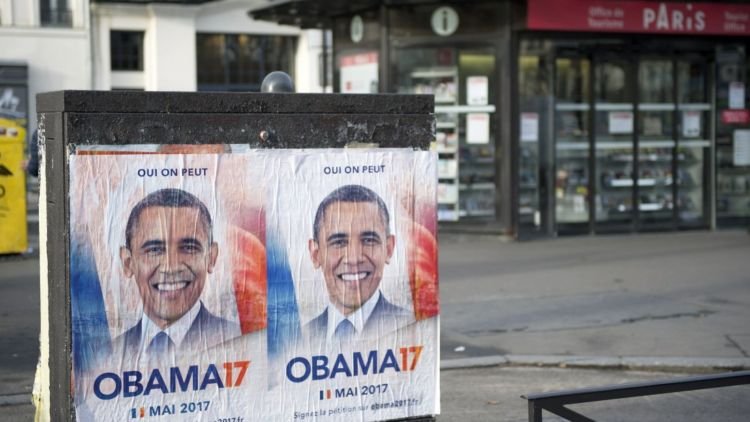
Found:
<box><xmin>34</xmin><ymin>81</ymin><xmax>439</xmax><ymax>421</ymax></box>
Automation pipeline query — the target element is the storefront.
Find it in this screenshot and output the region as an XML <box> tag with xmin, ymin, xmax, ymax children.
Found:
<box><xmin>251</xmin><ymin>0</ymin><xmax>750</xmax><ymax>239</ymax></box>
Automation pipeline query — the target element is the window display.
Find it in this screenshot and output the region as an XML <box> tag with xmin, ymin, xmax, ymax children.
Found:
<box><xmin>522</xmin><ymin>38</ymin><xmax>714</xmax><ymax>235</ymax></box>
<box><xmin>395</xmin><ymin>46</ymin><xmax>496</xmax><ymax>222</ymax></box>
<box><xmin>716</xmin><ymin>47</ymin><xmax>750</xmax><ymax>227</ymax></box>
<box><xmin>555</xmin><ymin>57</ymin><xmax>591</xmax><ymax>229</ymax></box>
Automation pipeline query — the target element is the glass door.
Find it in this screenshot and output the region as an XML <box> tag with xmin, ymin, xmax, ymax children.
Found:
<box><xmin>715</xmin><ymin>46</ymin><xmax>749</xmax><ymax>228</ymax></box>
<box><xmin>676</xmin><ymin>57</ymin><xmax>711</xmax><ymax>227</ymax></box>
<box><xmin>554</xmin><ymin>54</ymin><xmax>591</xmax><ymax>234</ymax></box>
<box><xmin>518</xmin><ymin>43</ymin><xmax>552</xmax><ymax>237</ymax></box>
<box><xmin>593</xmin><ymin>55</ymin><xmax>636</xmax><ymax>232</ymax></box>
<box><xmin>549</xmin><ymin>46</ymin><xmax>712</xmax><ymax>235</ymax></box>
<box><xmin>392</xmin><ymin>45</ymin><xmax>496</xmax><ymax>223</ymax></box>
<box><xmin>637</xmin><ymin>58</ymin><xmax>677</xmax><ymax>230</ymax></box>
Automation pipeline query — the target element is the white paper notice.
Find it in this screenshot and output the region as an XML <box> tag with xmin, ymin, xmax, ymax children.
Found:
<box><xmin>734</xmin><ymin>130</ymin><xmax>750</xmax><ymax>166</ymax></box>
<box><xmin>521</xmin><ymin>112</ymin><xmax>539</xmax><ymax>142</ymax></box>
<box><xmin>609</xmin><ymin>111</ymin><xmax>633</xmax><ymax>134</ymax></box>
<box><xmin>467</xmin><ymin>76</ymin><xmax>488</xmax><ymax>105</ymax></box>
<box><xmin>438</xmin><ymin>182</ymin><xmax>459</xmax><ymax>203</ymax></box>
<box><xmin>729</xmin><ymin>82</ymin><xmax>745</xmax><ymax>110</ymax></box>
<box><xmin>339</xmin><ymin>52</ymin><xmax>378</xmax><ymax>93</ymax></box>
<box><xmin>682</xmin><ymin>111</ymin><xmax>701</xmax><ymax>138</ymax></box>
<box><xmin>467</xmin><ymin>113</ymin><xmax>490</xmax><ymax>144</ymax></box>
<box><xmin>438</xmin><ymin>159</ymin><xmax>458</xmax><ymax>178</ymax></box>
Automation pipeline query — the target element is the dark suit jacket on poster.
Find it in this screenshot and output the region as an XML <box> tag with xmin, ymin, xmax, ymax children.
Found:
<box><xmin>305</xmin><ymin>293</ymin><xmax>413</xmax><ymax>344</ymax></box>
<box><xmin>112</xmin><ymin>302</ymin><xmax>239</xmax><ymax>359</ymax></box>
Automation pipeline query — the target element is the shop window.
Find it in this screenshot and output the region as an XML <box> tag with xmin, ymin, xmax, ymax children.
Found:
<box><xmin>715</xmin><ymin>45</ymin><xmax>750</xmax><ymax>228</ymax></box>
<box><xmin>393</xmin><ymin>46</ymin><xmax>496</xmax><ymax>222</ymax></box>
<box><xmin>332</xmin><ymin>13</ymin><xmax>380</xmax><ymax>92</ymax></box>
<box><xmin>639</xmin><ymin>60</ymin><xmax>672</xmax><ymax>103</ymax></box>
<box><xmin>40</xmin><ymin>0</ymin><xmax>72</xmax><ymax>27</ymax></box>
<box><xmin>110</xmin><ymin>31</ymin><xmax>144</xmax><ymax>71</ymax></box>
<box><xmin>196</xmin><ymin>34</ymin><xmax>296</xmax><ymax>92</ymax></box>
<box><xmin>595</xmin><ymin>63</ymin><xmax>627</xmax><ymax>103</ymax></box>
<box><xmin>518</xmin><ymin>40</ymin><xmax>554</xmax><ymax>234</ymax></box>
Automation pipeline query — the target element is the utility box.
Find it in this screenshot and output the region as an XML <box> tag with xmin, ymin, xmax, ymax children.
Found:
<box><xmin>35</xmin><ymin>91</ymin><xmax>439</xmax><ymax>422</ymax></box>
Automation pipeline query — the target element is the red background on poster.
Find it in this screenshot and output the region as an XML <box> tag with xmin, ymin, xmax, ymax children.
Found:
<box><xmin>721</xmin><ymin>110</ymin><xmax>750</xmax><ymax>125</ymax></box>
<box><xmin>527</xmin><ymin>0</ymin><xmax>750</xmax><ymax>36</ymax></box>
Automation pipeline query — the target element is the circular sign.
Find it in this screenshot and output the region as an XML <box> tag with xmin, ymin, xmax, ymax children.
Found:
<box><xmin>350</xmin><ymin>15</ymin><xmax>364</xmax><ymax>43</ymax></box>
<box><xmin>431</xmin><ymin>6</ymin><xmax>459</xmax><ymax>37</ymax></box>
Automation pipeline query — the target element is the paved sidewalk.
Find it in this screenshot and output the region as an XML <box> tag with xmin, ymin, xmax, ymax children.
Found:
<box><xmin>439</xmin><ymin>364</ymin><xmax>750</xmax><ymax>422</ymax></box>
<box><xmin>439</xmin><ymin>230</ymin><xmax>750</xmax><ymax>362</ymax></box>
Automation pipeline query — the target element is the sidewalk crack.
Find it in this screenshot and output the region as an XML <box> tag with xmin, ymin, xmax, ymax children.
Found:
<box><xmin>725</xmin><ymin>335</ymin><xmax>749</xmax><ymax>357</ymax></box>
<box><xmin>620</xmin><ymin>310</ymin><xmax>714</xmax><ymax>324</ymax></box>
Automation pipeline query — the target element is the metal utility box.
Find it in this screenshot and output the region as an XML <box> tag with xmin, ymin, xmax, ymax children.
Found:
<box><xmin>35</xmin><ymin>91</ymin><xmax>439</xmax><ymax>422</ymax></box>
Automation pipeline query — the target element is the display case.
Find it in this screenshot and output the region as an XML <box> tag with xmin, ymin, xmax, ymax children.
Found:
<box><xmin>555</xmin><ymin>104</ymin><xmax>590</xmax><ymax>224</ymax></box>
<box><xmin>396</xmin><ymin>46</ymin><xmax>497</xmax><ymax>223</ymax></box>
<box><xmin>715</xmin><ymin>50</ymin><xmax>750</xmax><ymax>227</ymax></box>
<box><xmin>458</xmin><ymin>140</ymin><xmax>495</xmax><ymax>218</ymax></box>
<box><xmin>518</xmin><ymin>49</ymin><xmax>551</xmax><ymax>235</ymax></box>
<box><xmin>411</xmin><ymin>66</ymin><xmax>461</xmax><ymax>221</ymax></box>
<box><xmin>717</xmin><ymin>143</ymin><xmax>750</xmax><ymax>220</ymax></box>
<box><xmin>519</xmin><ymin>132</ymin><xmax>540</xmax><ymax>226</ymax></box>
<box><xmin>554</xmin><ymin>56</ymin><xmax>591</xmax><ymax>230</ymax></box>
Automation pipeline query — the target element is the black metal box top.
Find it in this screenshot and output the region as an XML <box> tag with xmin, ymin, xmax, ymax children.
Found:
<box><xmin>36</xmin><ymin>90</ymin><xmax>435</xmax><ymax>150</ymax></box>
<box><xmin>36</xmin><ymin>91</ymin><xmax>434</xmax><ymax>115</ymax></box>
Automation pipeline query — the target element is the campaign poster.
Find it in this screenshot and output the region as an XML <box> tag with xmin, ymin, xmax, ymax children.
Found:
<box><xmin>265</xmin><ymin>149</ymin><xmax>440</xmax><ymax>421</ymax></box>
<box><xmin>69</xmin><ymin>146</ymin><xmax>439</xmax><ymax>421</ymax></box>
<box><xmin>69</xmin><ymin>145</ymin><xmax>268</xmax><ymax>421</ymax></box>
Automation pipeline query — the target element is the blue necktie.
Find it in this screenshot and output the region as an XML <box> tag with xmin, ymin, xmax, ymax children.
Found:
<box><xmin>147</xmin><ymin>332</ymin><xmax>174</xmax><ymax>357</ymax></box>
<box><xmin>334</xmin><ymin>319</ymin><xmax>355</xmax><ymax>342</ymax></box>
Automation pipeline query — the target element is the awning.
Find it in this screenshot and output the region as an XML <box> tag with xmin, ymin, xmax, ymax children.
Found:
<box><xmin>92</xmin><ymin>0</ymin><xmax>219</xmax><ymax>4</ymax></box>
<box><xmin>249</xmin><ymin>0</ymin><xmax>385</xmax><ymax>29</ymax></box>
<box><xmin>249</xmin><ymin>0</ymin><xmax>488</xmax><ymax>29</ymax></box>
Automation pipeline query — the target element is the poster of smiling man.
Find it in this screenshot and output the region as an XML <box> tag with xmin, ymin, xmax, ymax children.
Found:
<box><xmin>264</xmin><ymin>149</ymin><xmax>439</xmax><ymax>421</ymax></box>
<box><xmin>68</xmin><ymin>146</ymin><xmax>268</xmax><ymax>421</ymax></box>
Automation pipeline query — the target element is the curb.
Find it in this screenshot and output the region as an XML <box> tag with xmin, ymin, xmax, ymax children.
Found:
<box><xmin>2</xmin><ymin>356</ymin><xmax>748</xmax><ymax>407</ymax></box>
<box><xmin>441</xmin><ymin>354</ymin><xmax>750</xmax><ymax>373</ymax></box>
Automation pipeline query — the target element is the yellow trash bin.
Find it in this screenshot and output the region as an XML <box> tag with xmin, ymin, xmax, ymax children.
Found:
<box><xmin>0</xmin><ymin>117</ymin><xmax>28</xmax><ymax>254</ymax></box>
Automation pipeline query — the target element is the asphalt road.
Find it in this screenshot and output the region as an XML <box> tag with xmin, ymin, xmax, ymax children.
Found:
<box><xmin>0</xmin><ymin>258</ymin><xmax>39</xmax><ymax>397</ymax></box>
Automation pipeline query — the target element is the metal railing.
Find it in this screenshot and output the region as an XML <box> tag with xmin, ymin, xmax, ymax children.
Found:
<box><xmin>523</xmin><ymin>370</ymin><xmax>750</xmax><ymax>422</ymax></box>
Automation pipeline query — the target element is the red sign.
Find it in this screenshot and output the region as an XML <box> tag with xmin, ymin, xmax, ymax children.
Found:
<box><xmin>339</xmin><ymin>52</ymin><xmax>377</xmax><ymax>67</ymax></box>
<box><xmin>528</xmin><ymin>0</ymin><xmax>750</xmax><ymax>36</ymax></box>
<box><xmin>721</xmin><ymin>110</ymin><xmax>750</xmax><ymax>125</ymax></box>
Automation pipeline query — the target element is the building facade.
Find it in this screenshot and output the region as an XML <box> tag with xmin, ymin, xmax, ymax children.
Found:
<box><xmin>92</xmin><ymin>0</ymin><xmax>329</xmax><ymax>93</ymax></box>
<box><xmin>0</xmin><ymin>0</ymin><xmax>327</xmax><ymax>135</ymax></box>
<box><xmin>252</xmin><ymin>0</ymin><xmax>750</xmax><ymax>239</ymax></box>
<box><xmin>0</xmin><ymin>0</ymin><xmax>92</xmax><ymax>132</ymax></box>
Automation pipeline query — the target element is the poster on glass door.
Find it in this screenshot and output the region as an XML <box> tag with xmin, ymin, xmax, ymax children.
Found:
<box><xmin>340</xmin><ymin>52</ymin><xmax>379</xmax><ymax>94</ymax></box>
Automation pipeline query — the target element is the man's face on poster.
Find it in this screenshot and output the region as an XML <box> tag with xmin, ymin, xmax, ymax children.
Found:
<box><xmin>309</xmin><ymin>200</ymin><xmax>395</xmax><ymax>316</ymax></box>
<box><xmin>120</xmin><ymin>206</ymin><xmax>218</xmax><ymax>328</ymax></box>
